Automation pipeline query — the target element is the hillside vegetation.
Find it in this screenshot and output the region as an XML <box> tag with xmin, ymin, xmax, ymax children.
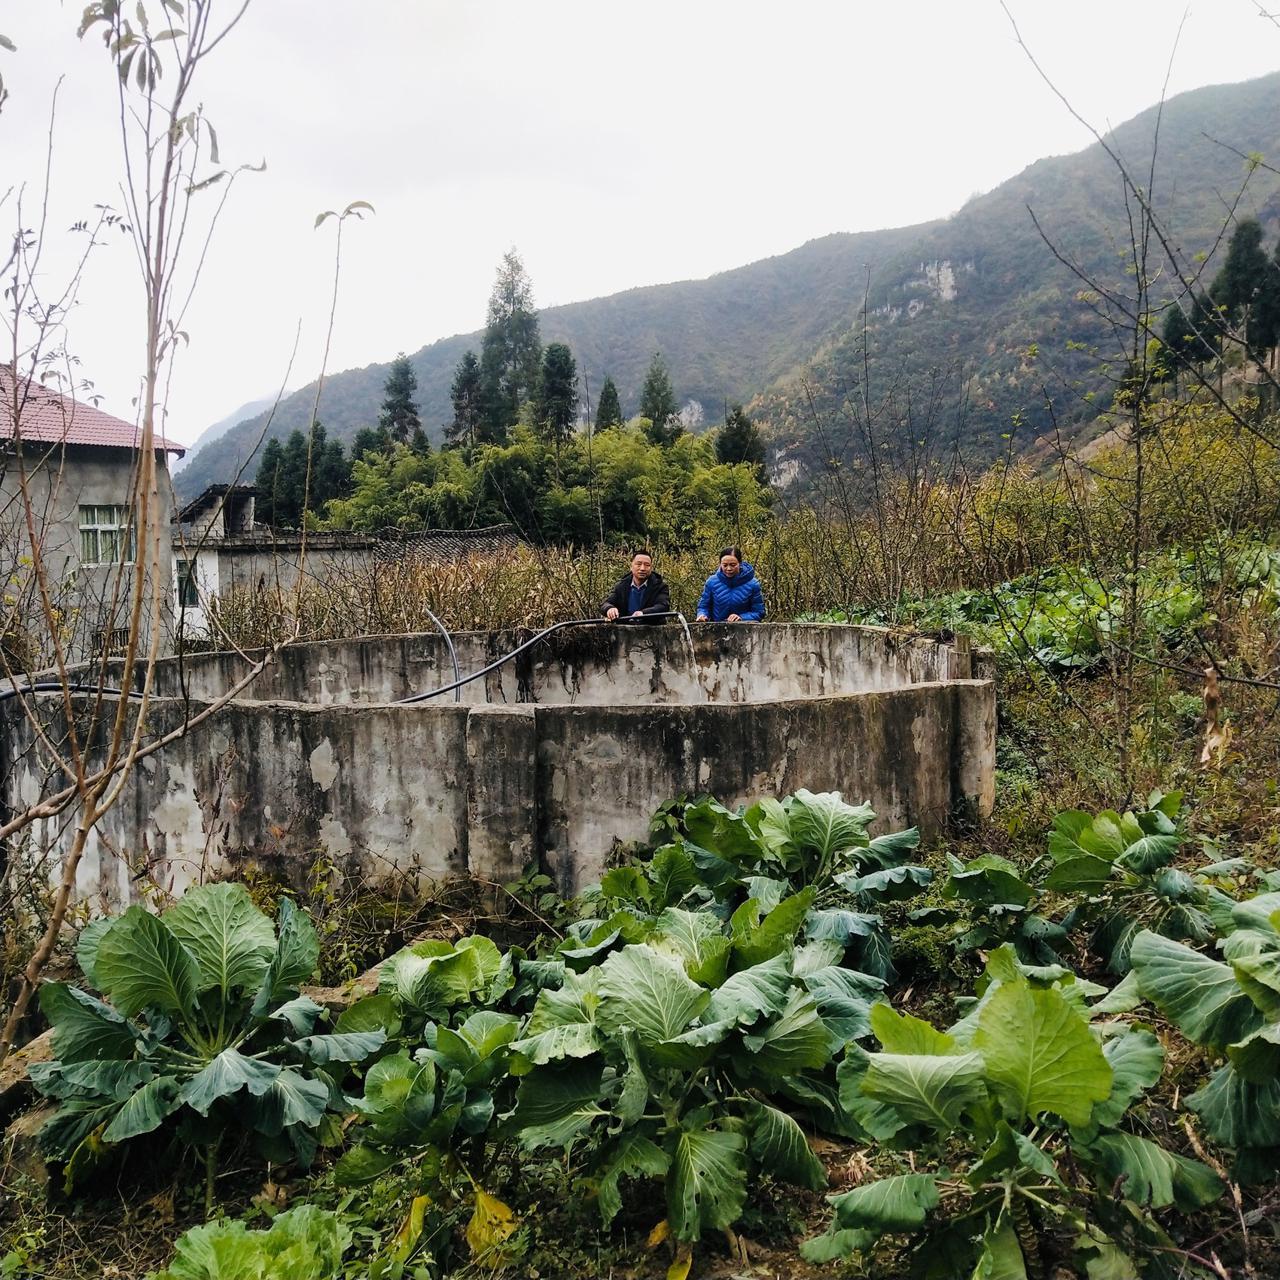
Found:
<box><xmin>176</xmin><ymin>72</ymin><xmax>1280</xmax><ymax>500</ymax></box>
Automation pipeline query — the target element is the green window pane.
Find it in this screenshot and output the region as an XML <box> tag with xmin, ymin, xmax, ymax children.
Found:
<box><xmin>80</xmin><ymin>528</ymin><xmax>98</xmax><ymax>562</ymax></box>
<box><xmin>177</xmin><ymin>560</ymin><xmax>198</xmax><ymax>608</ymax></box>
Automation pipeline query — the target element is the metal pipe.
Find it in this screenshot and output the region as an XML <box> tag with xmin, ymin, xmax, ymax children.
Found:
<box><xmin>418</xmin><ymin>605</ymin><xmax>462</xmax><ymax>702</ymax></box>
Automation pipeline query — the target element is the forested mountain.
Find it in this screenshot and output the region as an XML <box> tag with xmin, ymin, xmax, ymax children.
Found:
<box><xmin>172</xmin><ymin>395</ymin><xmax>278</xmax><ymax>474</ymax></box>
<box><xmin>763</xmin><ymin>70</ymin><xmax>1280</xmax><ymax>467</ymax></box>
<box><xmin>175</xmin><ymin>72</ymin><xmax>1280</xmax><ymax>500</ymax></box>
<box><xmin>174</xmin><ymin>224</ymin><xmax>930</xmax><ymax>497</ymax></box>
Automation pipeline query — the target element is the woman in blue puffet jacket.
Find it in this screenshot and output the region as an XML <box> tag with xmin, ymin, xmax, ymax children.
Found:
<box><xmin>696</xmin><ymin>546</ymin><xmax>766</xmax><ymax>622</ymax></box>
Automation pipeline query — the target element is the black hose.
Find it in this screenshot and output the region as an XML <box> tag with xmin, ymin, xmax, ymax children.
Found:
<box><xmin>396</xmin><ymin>613</ymin><xmax>685</xmax><ymax>703</ymax></box>
<box><xmin>0</xmin><ymin>614</ymin><xmax>688</xmax><ymax>708</ymax></box>
<box><xmin>0</xmin><ymin>680</ymin><xmax>146</xmax><ymax>703</ymax></box>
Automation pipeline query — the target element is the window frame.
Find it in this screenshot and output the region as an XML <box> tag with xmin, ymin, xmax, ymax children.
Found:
<box><xmin>176</xmin><ymin>557</ymin><xmax>199</xmax><ymax>609</ymax></box>
<box><xmin>78</xmin><ymin>504</ymin><xmax>136</xmax><ymax>566</ymax></box>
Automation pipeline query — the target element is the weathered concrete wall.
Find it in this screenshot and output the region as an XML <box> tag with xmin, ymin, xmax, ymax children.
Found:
<box><xmin>4</xmin><ymin>677</ymin><xmax>995</xmax><ymax>905</ymax></box>
<box><xmin>129</xmin><ymin>623</ymin><xmax>970</xmax><ymax>707</ymax></box>
<box><xmin>3</xmin><ymin>694</ymin><xmax>517</xmax><ymax>912</ymax></box>
<box><xmin>536</xmin><ymin>680</ymin><xmax>996</xmax><ymax>891</ymax></box>
<box><xmin>4</xmin><ymin>625</ymin><xmax>995</xmax><ymax>906</ymax></box>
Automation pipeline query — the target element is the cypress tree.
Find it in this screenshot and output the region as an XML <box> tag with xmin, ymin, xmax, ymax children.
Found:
<box><xmin>315</xmin><ymin>436</ymin><xmax>351</xmax><ymax>508</ymax></box>
<box><xmin>254</xmin><ymin>437</ymin><xmax>285</xmax><ymax>526</ymax></box>
<box><xmin>276</xmin><ymin>428</ymin><xmax>311</xmax><ymax>528</ymax></box>
<box><xmin>1212</xmin><ymin>218</ymin><xmax>1269</xmax><ymax>349</ymax></box>
<box><xmin>716</xmin><ymin>404</ymin><xmax>766</xmax><ymax>470</ymax></box>
<box><xmin>1250</xmin><ymin>241</ymin><xmax>1280</xmax><ymax>358</ymax></box>
<box><xmin>352</xmin><ymin>425</ymin><xmax>391</xmax><ymax>459</ymax></box>
<box><xmin>379</xmin><ymin>353</ymin><xmax>421</xmax><ymax>444</ymax></box>
<box><xmin>478</xmin><ymin>249</ymin><xmax>542</xmax><ymax>442</ymax></box>
<box><xmin>595</xmin><ymin>375</ymin><xmax>623</xmax><ymax>429</ymax></box>
<box><xmin>448</xmin><ymin>350</ymin><xmax>483</xmax><ymax>447</ymax></box>
<box><xmin>1191</xmin><ymin>290</ymin><xmax>1225</xmax><ymax>362</ymax></box>
<box><xmin>639</xmin><ymin>352</ymin><xmax>679</xmax><ymax>446</ymax></box>
<box><xmin>536</xmin><ymin>342</ymin><xmax>579</xmax><ymax>451</ymax></box>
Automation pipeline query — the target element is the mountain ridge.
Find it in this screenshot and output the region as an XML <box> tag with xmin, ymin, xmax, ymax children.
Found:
<box><xmin>175</xmin><ymin>71</ymin><xmax>1280</xmax><ymax>500</ymax></box>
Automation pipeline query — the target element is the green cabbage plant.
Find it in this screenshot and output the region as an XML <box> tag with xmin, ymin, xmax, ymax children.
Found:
<box><xmin>330</xmin><ymin>935</ymin><xmax>535</xmax><ymax>1202</ymax></box>
<box><xmin>1131</xmin><ymin>890</ymin><xmax>1280</xmax><ymax>1181</ymax></box>
<box><xmin>1045</xmin><ymin>792</ymin><xmax>1215</xmax><ymax>972</ymax></box>
<box><xmin>806</xmin><ymin>945</ymin><xmax>1222</xmax><ymax>1276</ymax></box>
<box><xmin>933</xmin><ymin>851</ymin><xmax>1066</xmax><ymax>964</ymax></box>
<box><xmin>148</xmin><ymin>1203</ymin><xmax>348</xmax><ymax>1280</ymax></box>
<box><xmin>608</xmin><ymin>790</ymin><xmax>932</xmax><ymax>981</ymax></box>
<box><xmin>503</xmin><ymin>905</ymin><xmax>882</xmax><ymax>1271</ymax></box>
<box><xmin>334</xmin><ymin>1008</ymin><xmax>521</xmax><ymax>1188</ymax></box>
<box><xmin>31</xmin><ymin>884</ymin><xmax>384</xmax><ymax>1206</ymax></box>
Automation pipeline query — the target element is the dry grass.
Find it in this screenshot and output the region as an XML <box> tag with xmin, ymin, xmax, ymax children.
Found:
<box><xmin>206</xmin><ymin>403</ymin><xmax>1280</xmax><ymax>651</ymax></box>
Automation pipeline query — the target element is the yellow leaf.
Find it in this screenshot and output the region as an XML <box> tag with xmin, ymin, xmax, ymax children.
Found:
<box><xmin>666</xmin><ymin>1242</ymin><xmax>692</xmax><ymax>1280</ymax></box>
<box><xmin>390</xmin><ymin>1193</ymin><xmax>431</xmax><ymax>1262</ymax></box>
<box><xmin>465</xmin><ymin>1187</ymin><xmax>517</xmax><ymax>1266</ymax></box>
<box><xmin>63</xmin><ymin>1125</ymin><xmax>111</xmax><ymax>1194</ymax></box>
<box><xmin>647</xmin><ymin>1219</ymin><xmax>671</xmax><ymax>1249</ymax></box>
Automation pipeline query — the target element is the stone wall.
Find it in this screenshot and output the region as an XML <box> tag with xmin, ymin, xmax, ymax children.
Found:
<box><xmin>4</xmin><ymin>625</ymin><xmax>995</xmax><ymax>905</ymax></box>
<box><xmin>135</xmin><ymin>622</ymin><xmax>971</xmax><ymax>707</ymax></box>
<box><xmin>535</xmin><ymin>680</ymin><xmax>996</xmax><ymax>892</ymax></box>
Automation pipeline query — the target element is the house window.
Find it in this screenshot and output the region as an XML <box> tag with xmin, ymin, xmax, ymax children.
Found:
<box><xmin>176</xmin><ymin>558</ymin><xmax>199</xmax><ymax>609</ymax></box>
<box><xmin>78</xmin><ymin>505</ymin><xmax>135</xmax><ymax>565</ymax></box>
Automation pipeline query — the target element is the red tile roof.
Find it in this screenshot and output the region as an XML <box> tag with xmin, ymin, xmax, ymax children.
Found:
<box><xmin>0</xmin><ymin>376</ymin><xmax>185</xmax><ymax>455</ymax></box>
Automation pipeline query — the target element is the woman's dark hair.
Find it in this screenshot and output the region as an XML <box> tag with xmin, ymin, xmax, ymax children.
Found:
<box><xmin>718</xmin><ymin>546</ymin><xmax>743</xmax><ymax>561</ymax></box>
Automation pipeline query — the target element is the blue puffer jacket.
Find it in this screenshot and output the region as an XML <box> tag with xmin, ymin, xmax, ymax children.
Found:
<box><xmin>697</xmin><ymin>562</ymin><xmax>766</xmax><ymax>621</ymax></box>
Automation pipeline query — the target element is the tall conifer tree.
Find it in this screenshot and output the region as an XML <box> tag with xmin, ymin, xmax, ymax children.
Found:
<box><xmin>536</xmin><ymin>342</ymin><xmax>579</xmax><ymax>452</ymax></box>
<box><xmin>1252</xmin><ymin>242</ymin><xmax>1280</xmax><ymax>361</ymax></box>
<box><xmin>639</xmin><ymin>352</ymin><xmax>679</xmax><ymax>445</ymax></box>
<box><xmin>254</xmin><ymin>437</ymin><xmax>285</xmax><ymax>526</ymax></box>
<box><xmin>448</xmin><ymin>350</ymin><xmax>483</xmax><ymax>447</ymax></box>
<box><xmin>478</xmin><ymin>249</ymin><xmax>542</xmax><ymax>442</ymax></box>
<box><xmin>595</xmin><ymin>375</ymin><xmax>623</xmax><ymax>429</ymax></box>
<box><xmin>379</xmin><ymin>353</ymin><xmax>421</xmax><ymax>443</ymax></box>
<box><xmin>1213</xmin><ymin>219</ymin><xmax>1268</xmax><ymax>325</ymax></box>
<box><xmin>716</xmin><ymin>404</ymin><xmax>765</xmax><ymax>471</ymax></box>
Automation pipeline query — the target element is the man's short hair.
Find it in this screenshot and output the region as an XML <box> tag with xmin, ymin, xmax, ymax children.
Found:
<box><xmin>631</xmin><ymin>548</ymin><xmax>653</xmax><ymax>560</ymax></box>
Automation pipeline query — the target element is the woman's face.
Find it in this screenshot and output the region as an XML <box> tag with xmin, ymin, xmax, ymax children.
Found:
<box><xmin>720</xmin><ymin>554</ymin><xmax>740</xmax><ymax>578</ymax></box>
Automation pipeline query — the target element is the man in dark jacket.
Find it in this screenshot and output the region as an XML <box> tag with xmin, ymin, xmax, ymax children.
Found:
<box><xmin>601</xmin><ymin>550</ymin><xmax>670</xmax><ymax>624</ymax></box>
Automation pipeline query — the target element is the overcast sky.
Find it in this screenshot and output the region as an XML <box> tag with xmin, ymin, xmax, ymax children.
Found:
<box><xmin>4</xmin><ymin>1</ymin><xmax>1280</xmax><ymax>447</ymax></box>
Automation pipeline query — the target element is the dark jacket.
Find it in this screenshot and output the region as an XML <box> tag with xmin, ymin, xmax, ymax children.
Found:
<box><xmin>601</xmin><ymin>571</ymin><xmax>671</xmax><ymax>623</ymax></box>
<box><xmin>696</xmin><ymin>562</ymin><xmax>765</xmax><ymax>621</ymax></box>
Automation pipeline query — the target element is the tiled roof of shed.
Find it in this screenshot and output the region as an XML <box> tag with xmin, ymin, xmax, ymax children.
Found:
<box><xmin>0</xmin><ymin>375</ymin><xmax>185</xmax><ymax>455</ymax></box>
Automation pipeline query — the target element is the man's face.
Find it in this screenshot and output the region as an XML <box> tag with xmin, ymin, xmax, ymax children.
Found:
<box><xmin>631</xmin><ymin>554</ymin><xmax>653</xmax><ymax>583</ymax></box>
